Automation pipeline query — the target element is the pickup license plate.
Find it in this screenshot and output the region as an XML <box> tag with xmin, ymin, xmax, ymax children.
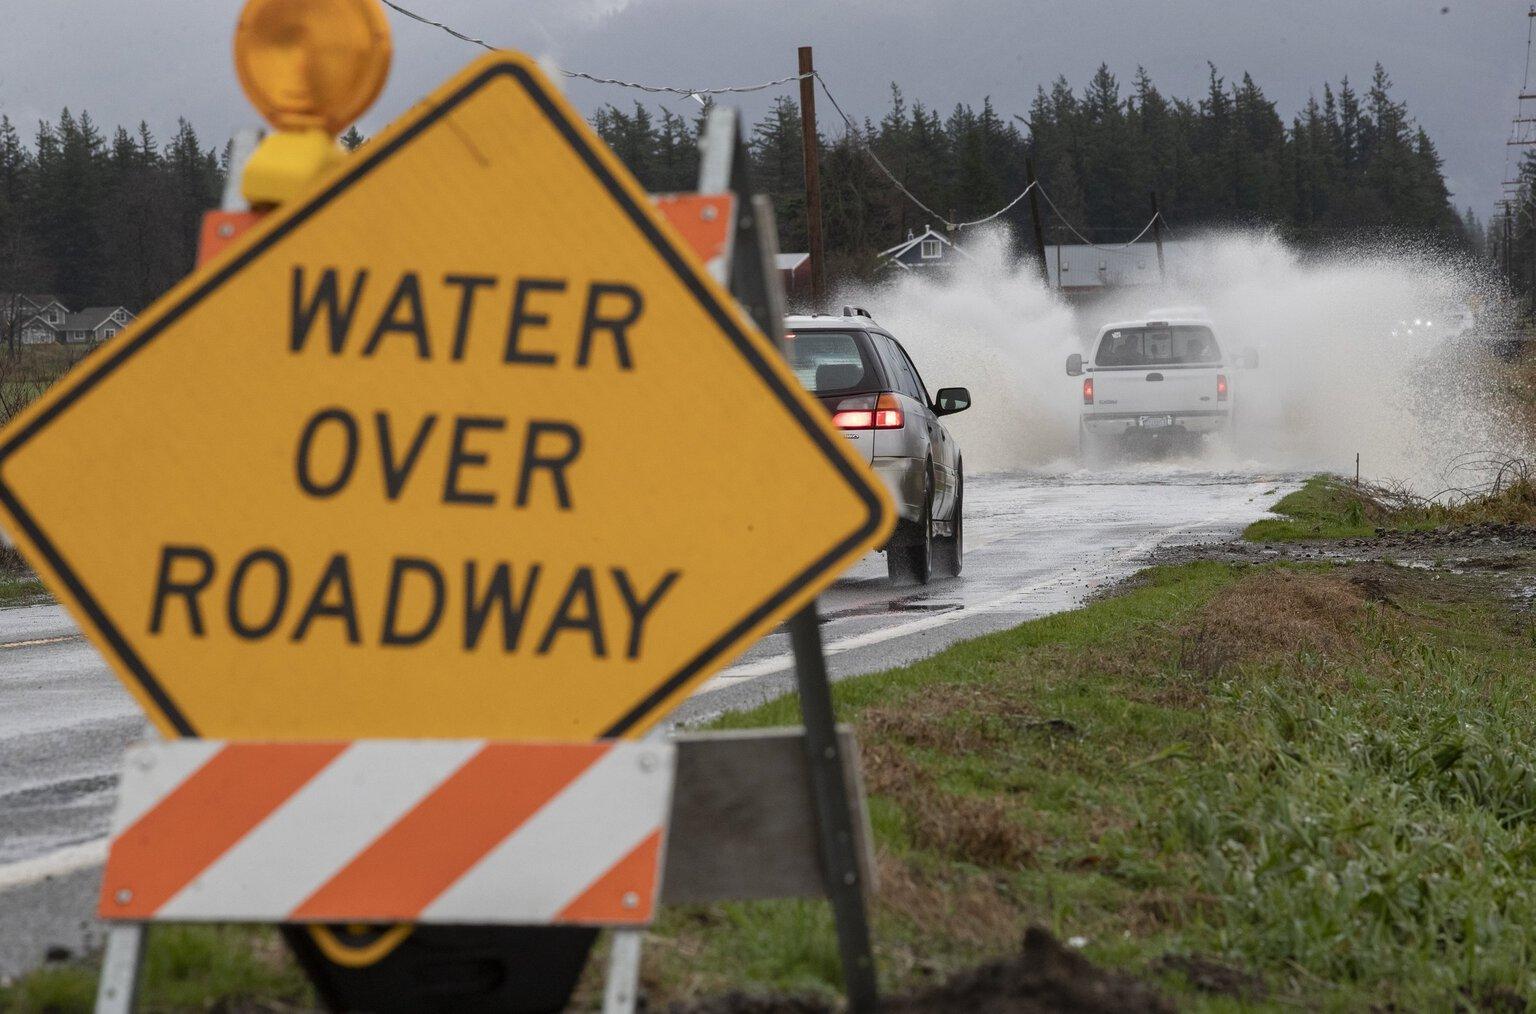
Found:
<box><xmin>1138</xmin><ymin>415</ymin><xmax>1173</xmax><ymax>429</ymax></box>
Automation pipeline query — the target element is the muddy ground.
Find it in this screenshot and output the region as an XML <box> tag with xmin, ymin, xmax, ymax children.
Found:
<box><xmin>664</xmin><ymin>927</ymin><xmax>1176</xmax><ymax>1013</ymax></box>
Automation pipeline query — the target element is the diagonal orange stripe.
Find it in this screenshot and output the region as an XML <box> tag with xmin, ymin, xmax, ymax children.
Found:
<box><xmin>554</xmin><ymin>829</ymin><xmax>663</xmax><ymax>925</ymax></box>
<box><xmin>99</xmin><ymin>743</ymin><xmax>346</xmax><ymax>919</ymax></box>
<box><xmin>290</xmin><ymin>742</ymin><xmax>609</xmax><ymax>921</ymax></box>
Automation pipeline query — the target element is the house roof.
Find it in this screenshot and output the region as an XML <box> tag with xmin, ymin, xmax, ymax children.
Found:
<box><xmin>64</xmin><ymin>306</ymin><xmax>132</xmax><ymax>331</ymax></box>
<box><xmin>776</xmin><ymin>252</ymin><xmax>810</xmax><ymax>271</ymax></box>
<box><xmin>878</xmin><ymin>226</ymin><xmax>971</xmax><ymax>266</ymax></box>
<box><xmin>1045</xmin><ymin>241</ymin><xmax>1183</xmax><ymax>290</ymax></box>
<box><xmin>1</xmin><ymin>294</ymin><xmax>65</xmax><ymax>311</ymax></box>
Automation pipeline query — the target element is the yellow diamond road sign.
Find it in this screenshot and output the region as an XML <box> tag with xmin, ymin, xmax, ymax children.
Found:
<box><xmin>0</xmin><ymin>52</ymin><xmax>891</xmax><ymax>741</ymax></box>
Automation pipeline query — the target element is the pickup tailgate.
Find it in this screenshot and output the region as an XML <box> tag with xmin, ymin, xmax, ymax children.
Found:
<box><xmin>1091</xmin><ymin>367</ymin><xmax>1219</xmax><ymax>415</ymax></box>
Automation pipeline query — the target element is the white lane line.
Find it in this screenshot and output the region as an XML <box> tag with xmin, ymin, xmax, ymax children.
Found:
<box><xmin>0</xmin><ymin>839</ymin><xmax>108</xmax><ymax>891</ymax></box>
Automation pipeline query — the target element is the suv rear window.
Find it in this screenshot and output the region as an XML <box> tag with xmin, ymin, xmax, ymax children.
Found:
<box><xmin>787</xmin><ymin>330</ymin><xmax>882</xmax><ymax>394</ymax></box>
<box><xmin>1096</xmin><ymin>325</ymin><xmax>1221</xmax><ymax>367</ymax></box>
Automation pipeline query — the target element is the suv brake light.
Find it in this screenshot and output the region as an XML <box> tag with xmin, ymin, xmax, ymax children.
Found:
<box><xmin>1217</xmin><ymin>373</ymin><xmax>1228</xmax><ymax>401</ymax></box>
<box><xmin>1083</xmin><ymin>377</ymin><xmax>1094</xmax><ymax>405</ymax></box>
<box><xmin>834</xmin><ymin>393</ymin><xmax>904</xmax><ymax>429</ymax></box>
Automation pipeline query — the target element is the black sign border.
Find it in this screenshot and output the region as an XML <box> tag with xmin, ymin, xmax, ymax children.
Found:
<box><xmin>0</xmin><ymin>57</ymin><xmax>886</xmax><ymax>739</ymax></box>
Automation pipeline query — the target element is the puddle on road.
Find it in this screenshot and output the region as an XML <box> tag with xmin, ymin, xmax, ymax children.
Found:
<box><xmin>821</xmin><ymin>596</ymin><xmax>964</xmax><ymax>623</ymax></box>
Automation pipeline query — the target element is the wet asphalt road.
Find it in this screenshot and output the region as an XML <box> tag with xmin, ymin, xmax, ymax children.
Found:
<box><xmin>0</xmin><ymin>468</ymin><xmax>1297</xmax><ymax>978</ymax></box>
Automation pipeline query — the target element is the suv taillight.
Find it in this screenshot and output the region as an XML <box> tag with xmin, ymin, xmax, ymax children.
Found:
<box><xmin>833</xmin><ymin>393</ymin><xmax>904</xmax><ymax>429</ymax></box>
<box><xmin>1217</xmin><ymin>374</ymin><xmax>1228</xmax><ymax>402</ymax></box>
<box><xmin>1083</xmin><ymin>377</ymin><xmax>1094</xmax><ymax>405</ymax></box>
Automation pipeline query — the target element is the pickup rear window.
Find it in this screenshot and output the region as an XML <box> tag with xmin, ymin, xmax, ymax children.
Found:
<box><xmin>1095</xmin><ymin>325</ymin><xmax>1221</xmax><ymax>367</ymax></box>
<box><xmin>787</xmin><ymin>330</ymin><xmax>882</xmax><ymax>394</ymax></box>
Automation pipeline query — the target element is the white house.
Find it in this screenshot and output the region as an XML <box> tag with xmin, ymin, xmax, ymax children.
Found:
<box><xmin>60</xmin><ymin>306</ymin><xmax>134</xmax><ymax>343</ymax></box>
<box><xmin>2</xmin><ymin>294</ymin><xmax>134</xmax><ymax>345</ymax></box>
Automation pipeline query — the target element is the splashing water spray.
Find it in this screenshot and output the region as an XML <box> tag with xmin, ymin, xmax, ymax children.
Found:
<box><xmin>835</xmin><ymin>227</ymin><xmax>1521</xmax><ymax>494</ymax></box>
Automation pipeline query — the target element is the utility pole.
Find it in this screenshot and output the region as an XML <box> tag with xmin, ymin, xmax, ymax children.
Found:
<box><xmin>1149</xmin><ymin>192</ymin><xmax>1167</xmax><ymax>283</ymax></box>
<box><xmin>1503</xmin><ymin>202</ymin><xmax>1514</xmax><ymax>280</ymax></box>
<box><xmin>797</xmin><ymin>46</ymin><xmax>826</xmax><ymax>313</ymax></box>
<box><xmin>1024</xmin><ymin>158</ymin><xmax>1049</xmax><ymax>286</ymax></box>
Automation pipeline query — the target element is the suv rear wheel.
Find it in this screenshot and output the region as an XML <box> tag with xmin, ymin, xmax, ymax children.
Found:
<box><xmin>935</xmin><ymin>465</ymin><xmax>963</xmax><ymax>577</ymax></box>
<box><xmin>888</xmin><ymin>474</ymin><xmax>933</xmax><ymax>584</ymax></box>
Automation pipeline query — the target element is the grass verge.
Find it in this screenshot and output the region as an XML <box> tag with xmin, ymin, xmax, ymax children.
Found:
<box><xmin>0</xmin><ymin>926</ymin><xmax>312</xmax><ymax>1012</ymax></box>
<box><xmin>0</xmin><ymin>545</ymin><xmax>45</xmax><ymax>606</ymax></box>
<box><xmin>10</xmin><ymin>536</ymin><xmax>1536</xmax><ymax>1010</ymax></box>
<box><xmin>642</xmin><ymin>559</ymin><xmax>1536</xmax><ymax>1011</ymax></box>
<box><xmin>1246</xmin><ymin>469</ymin><xmax>1536</xmax><ymax>542</ymax></box>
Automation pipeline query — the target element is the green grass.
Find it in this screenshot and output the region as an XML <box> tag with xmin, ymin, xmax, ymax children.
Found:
<box><xmin>1243</xmin><ymin>475</ymin><xmax>1379</xmax><ymax>541</ymax></box>
<box><xmin>0</xmin><ymin>926</ymin><xmax>312</xmax><ymax>1013</ymax></box>
<box><xmin>643</xmin><ymin>560</ymin><xmax>1536</xmax><ymax>1010</ymax></box>
<box><xmin>0</xmin><ymin>571</ymin><xmax>45</xmax><ymax>605</ymax></box>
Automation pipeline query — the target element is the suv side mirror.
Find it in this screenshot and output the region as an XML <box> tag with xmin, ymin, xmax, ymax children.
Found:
<box><xmin>934</xmin><ymin>387</ymin><xmax>971</xmax><ymax>416</ymax></box>
<box><xmin>1065</xmin><ymin>353</ymin><xmax>1083</xmax><ymax>376</ymax></box>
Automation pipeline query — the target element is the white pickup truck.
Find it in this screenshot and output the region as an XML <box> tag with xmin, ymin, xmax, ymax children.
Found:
<box><xmin>1066</xmin><ymin>313</ymin><xmax>1250</xmax><ymax>458</ymax></box>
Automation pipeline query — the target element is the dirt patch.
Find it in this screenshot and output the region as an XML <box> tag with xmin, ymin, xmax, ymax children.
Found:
<box><xmin>883</xmin><ymin>927</ymin><xmax>1173</xmax><ymax>1014</ymax></box>
<box><xmin>1153</xmin><ymin>953</ymin><xmax>1265</xmax><ymax>1000</ymax></box>
<box><xmin>857</xmin><ymin>686</ymin><xmax>1039</xmax><ymax>868</ymax></box>
<box><xmin>860</xmin><ymin>683</ymin><xmax>1036</xmax><ymax>756</ymax></box>
<box><xmin>1176</xmin><ymin>568</ymin><xmax>1370</xmax><ymax>676</ymax></box>
<box><xmin>905</xmin><ymin>788</ymin><xmax>1033</xmax><ymax>868</ymax></box>
<box><xmin>874</xmin><ymin>854</ymin><xmax>1018</xmax><ymax>950</ymax></box>
<box><xmin>663</xmin><ymin>928</ymin><xmax>1172</xmax><ymax>1014</ymax></box>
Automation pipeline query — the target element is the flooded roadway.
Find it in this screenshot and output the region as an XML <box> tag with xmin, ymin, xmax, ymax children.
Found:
<box><xmin>0</xmin><ymin>468</ymin><xmax>1298</xmax><ymax>976</ymax></box>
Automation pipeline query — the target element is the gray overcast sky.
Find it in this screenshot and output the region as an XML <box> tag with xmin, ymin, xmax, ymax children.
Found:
<box><xmin>0</xmin><ymin>1</ymin><xmax>1526</xmax><ymax>226</ymax></box>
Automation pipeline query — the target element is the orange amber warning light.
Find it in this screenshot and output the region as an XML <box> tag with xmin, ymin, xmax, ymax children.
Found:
<box><xmin>233</xmin><ymin>0</ymin><xmax>393</xmax><ymax>207</ymax></box>
<box><xmin>235</xmin><ymin>0</ymin><xmax>392</xmax><ymax>133</ymax></box>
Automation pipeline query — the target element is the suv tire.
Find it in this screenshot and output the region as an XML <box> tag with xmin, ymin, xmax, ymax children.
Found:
<box><xmin>935</xmin><ymin>465</ymin><xmax>963</xmax><ymax>577</ymax></box>
<box><xmin>888</xmin><ymin>475</ymin><xmax>933</xmax><ymax>585</ymax></box>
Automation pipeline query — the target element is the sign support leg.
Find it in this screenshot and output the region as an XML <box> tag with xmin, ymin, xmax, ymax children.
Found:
<box><xmin>788</xmin><ymin>604</ymin><xmax>879</xmax><ymax>1012</ymax></box>
<box><xmin>95</xmin><ymin>923</ymin><xmax>147</xmax><ymax>1014</ymax></box>
<box><xmin>601</xmin><ymin>929</ymin><xmax>643</xmax><ymax>1014</ymax></box>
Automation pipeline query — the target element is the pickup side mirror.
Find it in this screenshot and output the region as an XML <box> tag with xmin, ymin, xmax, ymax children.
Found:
<box><xmin>933</xmin><ymin>387</ymin><xmax>971</xmax><ymax>416</ymax></box>
<box><xmin>1065</xmin><ymin>353</ymin><xmax>1083</xmax><ymax>376</ymax></box>
<box><xmin>1239</xmin><ymin>348</ymin><xmax>1259</xmax><ymax>369</ymax></box>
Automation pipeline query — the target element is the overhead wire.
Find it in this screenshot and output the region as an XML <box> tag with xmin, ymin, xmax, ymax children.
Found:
<box><xmin>378</xmin><ymin>0</ymin><xmax>809</xmax><ymax>99</ymax></box>
<box><xmin>814</xmin><ymin>71</ymin><xmax>1167</xmax><ymax>245</ymax></box>
<box><xmin>377</xmin><ymin>0</ymin><xmax>1176</xmax><ymax>247</ymax></box>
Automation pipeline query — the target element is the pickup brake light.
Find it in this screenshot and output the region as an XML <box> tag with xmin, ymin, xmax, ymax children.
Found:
<box><xmin>1083</xmin><ymin>377</ymin><xmax>1094</xmax><ymax>405</ymax></box>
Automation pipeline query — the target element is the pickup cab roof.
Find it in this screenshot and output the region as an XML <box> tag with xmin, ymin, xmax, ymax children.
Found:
<box><xmin>1096</xmin><ymin>316</ymin><xmax>1216</xmax><ymax>337</ymax></box>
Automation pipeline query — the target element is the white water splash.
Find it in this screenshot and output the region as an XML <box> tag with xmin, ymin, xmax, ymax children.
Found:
<box><xmin>836</xmin><ymin>228</ymin><xmax>1518</xmax><ymax>493</ymax></box>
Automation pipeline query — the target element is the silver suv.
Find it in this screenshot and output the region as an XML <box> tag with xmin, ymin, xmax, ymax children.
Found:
<box><xmin>785</xmin><ymin>308</ymin><xmax>969</xmax><ymax>584</ymax></box>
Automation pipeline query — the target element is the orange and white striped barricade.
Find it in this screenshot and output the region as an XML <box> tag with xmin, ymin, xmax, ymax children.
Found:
<box><xmin>94</xmin><ymin>740</ymin><xmax>674</xmax><ymax>1011</ymax></box>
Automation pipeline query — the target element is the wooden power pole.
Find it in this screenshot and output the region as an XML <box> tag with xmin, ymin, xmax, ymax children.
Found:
<box><xmin>797</xmin><ymin>46</ymin><xmax>827</xmax><ymax>313</ymax></box>
<box><xmin>1024</xmin><ymin>158</ymin><xmax>1049</xmax><ymax>286</ymax></box>
<box><xmin>1149</xmin><ymin>192</ymin><xmax>1167</xmax><ymax>283</ymax></box>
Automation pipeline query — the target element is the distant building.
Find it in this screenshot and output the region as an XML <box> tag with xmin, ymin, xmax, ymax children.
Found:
<box><xmin>777</xmin><ymin>252</ymin><xmax>811</xmax><ymax>302</ymax></box>
<box><xmin>60</xmin><ymin>306</ymin><xmax>134</xmax><ymax>344</ymax></box>
<box><xmin>879</xmin><ymin>226</ymin><xmax>970</xmax><ymax>272</ymax></box>
<box><xmin>1043</xmin><ymin>241</ymin><xmax>1181</xmax><ymax>294</ymax></box>
<box><xmin>0</xmin><ymin>294</ymin><xmax>134</xmax><ymax>345</ymax></box>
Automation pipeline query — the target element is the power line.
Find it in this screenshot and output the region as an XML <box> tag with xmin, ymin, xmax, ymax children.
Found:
<box><xmin>814</xmin><ymin>70</ymin><xmax>1039</xmax><ymax>231</ymax></box>
<box><xmin>379</xmin><ymin>0</ymin><xmax>1174</xmax><ymax>249</ymax></box>
<box><xmin>379</xmin><ymin>0</ymin><xmax>809</xmax><ymax>99</ymax></box>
